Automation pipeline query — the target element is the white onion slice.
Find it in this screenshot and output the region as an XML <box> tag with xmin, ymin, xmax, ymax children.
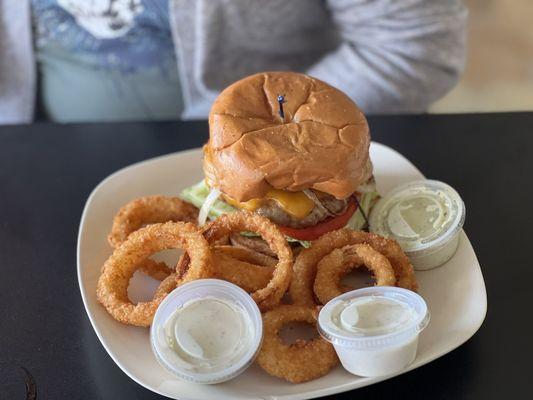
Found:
<box><xmin>198</xmin><ymin>187</ymin><xmax>221</xmax><ymax>226</ymax></box>
<box><xmin>303</xmin><ymin>189</ymin><xmax>333</xmax><ymax>217</ymax></box>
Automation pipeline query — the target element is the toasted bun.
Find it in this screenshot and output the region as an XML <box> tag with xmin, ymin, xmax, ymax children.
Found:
<box><xmin>204</xmin><ymin>72</ymin><xmax>372</xmax><ymax>201</ymax></box>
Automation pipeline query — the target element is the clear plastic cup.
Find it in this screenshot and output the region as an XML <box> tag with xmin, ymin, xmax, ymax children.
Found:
<box><xmin>150</xmin><ymin>279</ymin><xmax>263</xmax><ymax>384</ymax></box>
<box><xmin>369</xmin><ymin>180</ymin><xmax>466</xmax><ymax>270</ymax></box>
<box><xmin>318</xmin><ymin>287</ymin><xmax>430</xmax><ymax>377</ymax></box>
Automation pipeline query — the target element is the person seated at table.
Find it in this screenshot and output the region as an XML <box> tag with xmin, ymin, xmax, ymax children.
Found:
<box><xmin>0</xmin><ymin>0</ymin><xmax>467</xmax><ymax>125</ymax></box>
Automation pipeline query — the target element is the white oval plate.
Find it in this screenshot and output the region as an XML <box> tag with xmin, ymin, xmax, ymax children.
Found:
<box><xmin>77</xmin><ymin>143</ymin><xmax>487</xmax><ymax>400</ymax></box>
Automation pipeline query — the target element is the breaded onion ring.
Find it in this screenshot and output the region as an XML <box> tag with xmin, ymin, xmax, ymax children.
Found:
<box><xmin>97</xmin><ymin>222</ymin><xmax>211</xmax><ymax>327</ymax></box>
<box><xmin>154</xmin><ymin>272</ymin><xmax>180</xmax><ymax>298</ymax></box>
<box><xmin>257</xmin><ymin>305</ymin><xmax>338</xmax><ymax>383</ymax></box>
<box><xmin>202</xmin><ymin>211</ymin><xmax>293</xmax><ymax>311</ymax></box>
<box><xmin>138</xmin><ymin>258</ymin><xmax>174</xmax><ymax>281</ymax></box>
<box><xmin>107</xmin><ymin>196</ymin><xmax>198</xmax><ymax>248</ymax></box>
<box><xmin>313</xmin><ymin>244</ymin><xmax>396</xmax><ymax>304</ymax></box>
<box><xmin>213</xmin><ymin>245</ymin><xmax>277</xmax><ymax>267</ymax></box>
<box><xmin>175</xmin><ymin>245</ymin><xmax>275</xmax><ymax>293</ymax></box>
<box><xmin>212</xmin><ymin>246</ymin><xmax>275</xmax><ymax>293</ymax></box>
<box><xmin>291</xmin><ymin>229</ymin><xmax>417</xmax><ymax>306</ymax></box>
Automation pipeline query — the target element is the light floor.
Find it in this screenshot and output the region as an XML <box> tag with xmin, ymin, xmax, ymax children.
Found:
<box><xmin>430</xmin><ymin>0</ymin><xmax>533</xmax><ymax>113</ymax></box>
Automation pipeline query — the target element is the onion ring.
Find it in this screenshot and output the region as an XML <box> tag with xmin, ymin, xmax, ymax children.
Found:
<box><xmin>138</xmin><ymin>258</ymin><xmax>174</xmax><ymax>281</ymax></box>
<box><xmin>290</xmin><ymin>229</ymin><xmax>417</xmax><ymax>306</ymax></box>
<box><xmin>212</xmin><ymin>246</ymin><xmax>275</xmax><ymax>293</ymax></box>
<box><xmin>154</xmin><ymin>272</ymin><xmax>179</xmax><ymax>299</ymax></box>
<box><xmin>97</xmin><ymin>222</ymin><xmax>211</xmax><ymax>327</ymax></box>
<box><xmin>201</xmin><ymin>211</ymin><xmax>293</xmax><ymax>311</ymax></box>
<box><xmin>107</xmin><ymin>196</ymin><xmax>198</xmax><ymax>248</ymax></box>
<box><xmin>175</xmin><ymin>245</ymin><xmax>275</xmax><ymax>293</ymax></box>
<box><xmin>313</xmin><ymin>244</ymin><xmax>396</xmax><ymax>305</ymax></box>
<box><xmin>257</xmin><ymin>305</ymin><xmax>338</xmax><ymax>383</ymax></box>
<box><xmin>212</xmin><ymin>245</ymin><xmax>277</xmax><ymax>267</ymax></box>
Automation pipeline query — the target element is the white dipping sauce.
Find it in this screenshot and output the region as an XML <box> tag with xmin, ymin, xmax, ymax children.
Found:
<box><xmin>370</xmin><ymin>180</ymin><xmax>466</xmax><ymax>270</ymax></box>
<box><xmin>150</xmin><ymin>279</ymin><xmax>263</xmax><ymax>384</ymax></box>
<box><xmin>335</xmin><ymin>297</ymin><xmax>417</xmax><ymax>336</ymax></box>
<box><xmin>163</xmin><ymin>297</ymin><xmax>252</xmax><ymax>373</ymax></box>
<box><xmin>318</xmin><ymin>287</ymin><xmax>429</xmax><ymax>377</ymax></box>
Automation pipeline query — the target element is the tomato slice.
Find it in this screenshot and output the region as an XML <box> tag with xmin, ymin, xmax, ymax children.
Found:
<box><xmin>278</xmin><ymin>199</ymin><xmax>357</xmax><ymax>241</ymax></box>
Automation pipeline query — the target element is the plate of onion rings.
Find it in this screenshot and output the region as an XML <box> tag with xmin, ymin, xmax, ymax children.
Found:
<box><xmin>77</xmin><ymin>142</ymin><xmax>487</xmax><ymax>400</ymax></box>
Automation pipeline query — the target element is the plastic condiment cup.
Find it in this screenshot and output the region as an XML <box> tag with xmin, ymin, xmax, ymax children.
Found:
<box><xmin>318</xmin><ymin>287</ymin><xmax>430</xmax><ymax>377</ymax></box>
<box><xmin>369</xmin><ymin>180</ymin><xmax>466</xmax><ymax>270</ymax></box>
<box><xmin>150</xmin><ymin>279</ymin><xmax>263</xmax><ymax>384</ymax></box>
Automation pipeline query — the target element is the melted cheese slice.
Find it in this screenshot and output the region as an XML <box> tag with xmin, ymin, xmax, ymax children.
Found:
<box><xmin>224</xmin><ymin>189</ymin><xmax>315</xmax><ymax>219</ymax></box>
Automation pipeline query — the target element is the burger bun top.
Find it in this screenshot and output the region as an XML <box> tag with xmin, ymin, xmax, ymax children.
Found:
<box><xmin>204</xmin><ymin>71</ymin><xmax>372</xmax><ymax>201</ymax></box>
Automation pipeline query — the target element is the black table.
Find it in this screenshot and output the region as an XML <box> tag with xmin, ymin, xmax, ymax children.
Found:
<box><xmin>1</xmin><ymin>112</ymin><xmax>532</xmax><ymax>399</ymax></box>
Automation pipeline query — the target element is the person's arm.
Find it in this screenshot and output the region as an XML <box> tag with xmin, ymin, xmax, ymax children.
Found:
<box><xmin>307</xmin><ymin>0</ymin><xmax>467</xmax><ymax>113</ymax></box>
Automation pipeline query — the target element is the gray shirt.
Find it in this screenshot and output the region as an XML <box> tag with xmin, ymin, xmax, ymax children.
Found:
<box><xmin>0</xmin><ymin>0</ymin><xmax>467</xmax><ymax>124</ymax></box>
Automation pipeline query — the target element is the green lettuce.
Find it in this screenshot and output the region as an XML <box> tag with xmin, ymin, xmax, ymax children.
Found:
<box><xmin>180</xmin><ymin>180</ymin><xmax>236</xmax><ymax>219</ymax></box>
<box><xmin>345</xmin><ymin>190</ymin><xmax>380</xmax><ymax>231</ymax></box>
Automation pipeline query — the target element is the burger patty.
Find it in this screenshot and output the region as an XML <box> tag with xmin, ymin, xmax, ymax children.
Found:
<box><xmin>255</xmin><ymin>192</ymin><xmax>348</xmax><ymax>229</ymax></box>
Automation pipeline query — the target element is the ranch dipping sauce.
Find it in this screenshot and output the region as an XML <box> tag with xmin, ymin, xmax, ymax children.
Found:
<box><xmin>151</xmin><ymin>280</ymin><xmax>263</xmax><ymax>384</ymax></box>
<box><xmin>334</xmin><ymin>297</ymin><xmax>417</xmax><ymax>337</ymax></box>
<box><xmin>162</xmin><ymin>297</ymin><xmax>251</xmax><ymax>372</ymax></box>
<box><xmin>318</xmin><ymin>287</ymin><xmax>429</xmax><ymax>377</ymax></box>
<box><xmin>369</xmin><ymin>180</ymin><xmax>466</xmax><ymax>270</ymax></box>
